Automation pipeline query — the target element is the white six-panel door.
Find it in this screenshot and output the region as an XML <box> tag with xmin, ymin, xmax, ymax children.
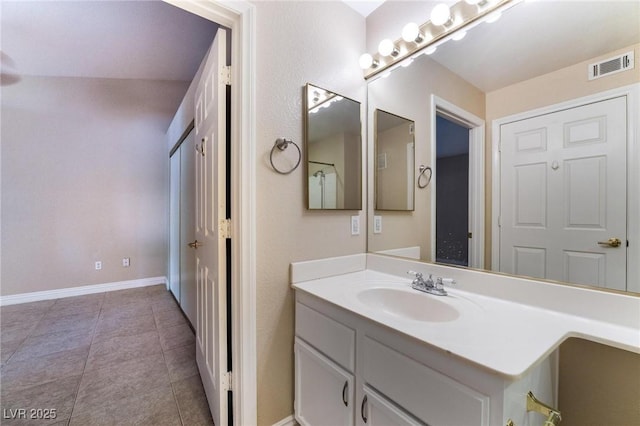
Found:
<box><xmin>499</xmin><ymin>96</ymin><xmax>627</xmax><ymax>290</ymax></box>
<box><xmin>194</xmin><ymin>28</ymin><xmax>229</xmax><ymax>425</ymax></box>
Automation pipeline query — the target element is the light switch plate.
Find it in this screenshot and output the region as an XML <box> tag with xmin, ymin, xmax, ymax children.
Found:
<box><xmin>374</xmin><ymin>215</ymin><xmax>382</xmax><ymax>234</ymax></box>
<box><xmin>351</xmin><ymin>216</ymin><xmax>360</xmax><ymax>236</ymax></box>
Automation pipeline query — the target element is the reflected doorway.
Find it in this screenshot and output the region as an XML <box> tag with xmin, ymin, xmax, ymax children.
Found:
<box><xmin>435</xmin><ymin>115</ymin><xmax>470</xmax><ymax>266</ymax></box>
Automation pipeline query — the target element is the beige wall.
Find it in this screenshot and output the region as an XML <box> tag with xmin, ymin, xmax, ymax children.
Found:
<box><xmin>559</xmin><ymin>338</ymin><xmax>640</xmax><ymax>425</ymax></box>
<box><xmin>254</xmin><ymin>2</ymin><xmax>366</xmax><ymax>424</ymax></box>
<box><xmin>1</xmin><ymin>76</ymin><xmax>188</xmax><ymax>296</ymax></box>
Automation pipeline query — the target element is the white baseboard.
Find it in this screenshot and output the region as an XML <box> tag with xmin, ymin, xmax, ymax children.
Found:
<box><xmin>272</xmin><ymin>415</ymin><xmax>296</xmax><ymax>426</ymax></box>
<box><xmin>0</xmin><ymin>276</ymin><xmax>168</xmax><ymax>306</ymax></box>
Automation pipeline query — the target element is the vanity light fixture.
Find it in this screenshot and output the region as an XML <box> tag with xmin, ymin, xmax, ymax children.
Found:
<box><xmin>358</xmin><ymin>0</ymin><xmax>520</xmax><ymax>79</ymax></box>
<box><xmin>402</xmin><ymin>22</ymin><xmax>425</xmax><ymax>44</ymax></box>
<box><xmin>378</xmin><ymin>38</ymin><xmax>400</xmax><ymax>57</ymax></box>
<box><xmin>430</xmin><ymin>3</ymin><xmax>454</xmax><ymax>27</ymax></box>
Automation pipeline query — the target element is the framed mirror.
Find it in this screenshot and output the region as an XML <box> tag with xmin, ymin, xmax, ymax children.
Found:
<box><xmin>367</xmin><ymin>0</ymin><xmax>640</xmax><ymax>294</ymax></box>
<box><xmin>375</xmin><ymin>109</ymin><xmax>415</xmax><ymax>211</ymax></box>
<box><xmin>305</xmin><ymin>83</ymin><xmax>362</xmax><ymax>210</ymax></box>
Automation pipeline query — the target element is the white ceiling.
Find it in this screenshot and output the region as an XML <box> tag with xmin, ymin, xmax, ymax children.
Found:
<box><xmin>429</xmin><ymin>0</ymin><xmax>640</xmax><ymax>92</ymax></box>
<box><xmin>343</xmin><ymin>0</ymin><xmax>385</xmax><ymax>17</ymax></box>
<box><xmin>0</xmin><ymin>1</ymin><xmax>218</xmax><ymax>82</ymax></box>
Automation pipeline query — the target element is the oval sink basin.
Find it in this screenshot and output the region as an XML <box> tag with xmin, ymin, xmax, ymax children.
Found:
<box><xmin>357</xmin><ymin>288</ymin><xmax>460</xmax><ymax>322</ymax></box>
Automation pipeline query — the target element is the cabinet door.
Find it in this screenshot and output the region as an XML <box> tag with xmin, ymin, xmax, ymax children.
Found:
<box><xmin>295</xmin><ymin>338</ymin><xmax>354</xmax><ymax>426</ymax></box>
<box><xmin>359</xmin><ymin>386</ymin><xmax>423</xmax><ymax>426</ymax></box>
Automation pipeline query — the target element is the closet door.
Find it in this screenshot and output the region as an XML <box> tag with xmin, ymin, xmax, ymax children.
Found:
<box><xmin>169</xmin><ymin>151</ymin><xmax>181</xmax><ymax>301</ymax></box>
<box><xmin>180</xmin><ymin>129</ymin><xmax>197</xmax><ymax>324</ymax></box>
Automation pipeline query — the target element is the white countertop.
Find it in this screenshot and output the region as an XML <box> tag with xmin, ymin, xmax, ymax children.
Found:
<box><xmin>292</xmin><ymin>268</ymin><xmax>640</xmax><ymax>379</ymax></box>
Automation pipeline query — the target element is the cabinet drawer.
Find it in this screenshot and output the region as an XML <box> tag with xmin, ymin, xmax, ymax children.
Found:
<box><xmin>296</xmin><ymin>302</ymin><xmax>356</xmax><ymax>372</ymax></box>
<box><xmin>363</xmin><ymin>336</ymin><xmax>489</xmax><ymax>426</ymax></box>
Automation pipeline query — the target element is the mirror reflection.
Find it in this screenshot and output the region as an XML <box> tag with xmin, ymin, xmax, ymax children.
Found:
<box><xmin>305</xmin><ymin>83</ymin><xmax>362</xmax><ymax>210</ymax></box>
<box><xmin>375</xmin><ymin>109</ymin><xmax>415</xmax><ymax>211</ymax></box>
<box><xmin>367</xmin><ymin>0</ymin><xmax>640</xmax><ymax>293</ymax></box>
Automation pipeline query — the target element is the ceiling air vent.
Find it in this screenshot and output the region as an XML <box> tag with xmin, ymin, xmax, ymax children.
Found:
<box><xmin>589</xmin><ymin>51</ymin><xmax>634</xmax><ymax>80</ymax></box>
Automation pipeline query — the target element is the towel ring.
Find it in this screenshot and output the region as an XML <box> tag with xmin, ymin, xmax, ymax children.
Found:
<box><xmin>270</xmin><ymin>138</ymin><xmax>301</xmax><ymax>175</ymax></box>
<box><xmin>417</xmin><ymin>165</ymin><xmax>432</xmax><ymax>189</ymax></box>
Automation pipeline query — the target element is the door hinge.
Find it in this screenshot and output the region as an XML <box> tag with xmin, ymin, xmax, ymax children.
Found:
<box><xmin>221</xmin><ymin>65</ymin><xmax>231</xmax><ymax>86</ymax></box>
<box><xmin>220</xmin><ymin>218</ymin><xmax>232</xmax><ymax>239</ymax></box>
<box><xmin>222</xmin><ymin>371</ymin><xmax>232</xmax><ymax>391</ymax></box>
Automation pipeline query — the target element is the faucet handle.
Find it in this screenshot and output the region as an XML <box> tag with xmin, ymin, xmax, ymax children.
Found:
<box><xmin>407</xmin><ymin>270</ymin><xmax>423</xmax><ymax>279</ymax></box>
<box><xmin>435</xmin><ymin>277</ymin><xmax>456</xmax><ymax>290</ymax></box>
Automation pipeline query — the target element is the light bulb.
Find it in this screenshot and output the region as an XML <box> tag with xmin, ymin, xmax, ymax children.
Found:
<box><xmin>452</xmin><ymin>30</ymin><xmax>467</xmax><ymax>41</ymax></box>
<box><xmin>430</xmin><ymin>3</ymin><xmax>451</xmax><ymax>26</ymax></box>
<box><xmin>465</xmin><ymin>0</ymin><xmax>481</xmax><ymax>4</ymax></box>
<box><xmin>378</xmin><ymin>39</ymin><xmax>395</xmax><ymax>57</ymax></box>
<box><xmin>359</xmin><ymin>53</ymin><xmax>373</xmax><ymax>69</ymax></box>
<box><xmin>402</xmin><ymin>23</ymin><xmax>420</xmax><ymax>43</ymax></box>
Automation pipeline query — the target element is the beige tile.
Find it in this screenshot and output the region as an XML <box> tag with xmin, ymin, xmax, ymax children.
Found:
<box><xmin>163</xmin><ymin>342</ymin><xmax>198</xmax><ymax>383</ymax></box>
<box><xmin>75</xmin><ymin>353</ymin><xmax>171</xmax><ymax>410</ymax></box>
<box><xmin>1</xmin><ymin>339</ymin><xmax>23</xmax><ymax>366</ymax></box>
<box><xmin>103</xmin><ymin>287</ymin><xmax>151</xmax><ymax>307</ymax></box>
<box><xmin>151</xmin><ymin>298</ymin><xmax>181</xmax><ymax>314</ymax></box>
<box><xmin>69</xmin><ymin>386</ymin><xmax>181</xmax><ymax>426</ymax></box>
<box><xmin>0</xmin><ymin>347</ymin><xmax>88</xmax><ymax>392</ymax></box>
<box><xmin>154</xmin><ymin>306</ymin><xmax>187</xmax><ymax>330</ymax></box>
<box><xmin>0</xmin><ymin>300</ymin><xmax>55</xmax><ymax>316</ymax></box>
<box><xmin>85</xmin><ymin>331</ymin><xmax>162</xmax><ymax>372</ymax></box>
<box><xmin>99</xmin><ymin>301</ymin><xmax>153</xmax><ymax>321</ymax></box>
<box><xmin>10</xmin><ymin>328</ymin><xmax>94</xmax><ymax>362</ymax></box>
<box><xmin>0</xmin><ymin>375</ymin><xmax>81</xmax><ymax>425</ymax></box>
<box><xmin>31</xmin><ymin>311</ymin><xmax>99</xmax><ymax>337</ymax></box>
<box><xmin>157</xmin><ymin>322</ymin><xmax>195</xmax><ymax>351</ymax></box>
<box><xmin>48</xmin><ymin>293</ymin><xmax>104</xmax><ymax>316</ymax></box>
<box><xmin>92</xmin><ymin>312</ymin><xmax>156</xmax><ymax>343</ymax></box>
<box><xmin>172</xmin><ymin>375</ymin><xmax>214</xmax><ymax>426</ymax></box>
<box><xmin>1</xmin><ymin>320</ymin><xmax>39</xmax><ymax>348</ymax></box>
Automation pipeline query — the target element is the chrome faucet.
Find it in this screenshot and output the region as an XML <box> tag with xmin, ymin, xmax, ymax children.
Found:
<box><xmin>407</xmin><ymin>271</ymin><xmax>451</xmax><ymax>296</ymax></box>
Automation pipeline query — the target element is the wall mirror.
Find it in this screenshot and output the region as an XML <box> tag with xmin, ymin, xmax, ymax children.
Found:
<box><xmin>305</xmin><ymin>83</ymin><xmax>362</xmax><ymax>210</ymax></box>
<box><xmin>367</xmin><ymin>0</ymin><xmax>640</xmax><ymax>294</ymax></box>
<box><xmin>375</xmin><ymin>109</ymin><xmax>415</xmax><ymax>211</ymax></box>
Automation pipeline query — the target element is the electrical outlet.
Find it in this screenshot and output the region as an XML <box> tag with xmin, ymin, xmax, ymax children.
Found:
<box><xmin>122</xmin><ymin>257</ymin><xmax>130</xmax><ymax>267</ymax></box>
<box><xmin>351</xmin><ymin>215</ymin><xmax>360</xmax><ymax>236</ymax></box>
<box><xmin>374</xmin><ymin>215</ymin><xmax>382</xmax><ymax>234</ymax></box>
<box><xmin>95</xmin><ymin>261</ymin><xmax>102</xmax><ymax>270</ymax></box>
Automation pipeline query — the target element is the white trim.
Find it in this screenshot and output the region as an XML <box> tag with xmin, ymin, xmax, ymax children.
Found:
<box><xmin>430</xmin><ymin>95</ymin><xmax>485</xmax><ymax>269</ymax></box>
<box><xmin>161</xmin><ymin>1</ymin><xmax>257</xmax><ymax>424</ymax></box>
<box><xmin>272</xmin><ymin>415</ymin><xmax>297</xmax><ymax>426</ymax></box>
<box><xmin>491</xmin><ymin>83</ymin><xmax>639</xmax><ymax>292</ymax></box>
<box><xmin>0</xmin><ymin>276</ymin><xmax>167</xmax><ymax>306</ymax></box>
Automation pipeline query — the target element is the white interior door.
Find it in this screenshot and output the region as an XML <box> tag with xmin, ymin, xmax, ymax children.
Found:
<box><xmin>180</xmin><ymin>129</ymin><xmax>197</xmax><ymax>325</ymax></box>
<box><xmin>194</xmin><ymin>28</ymin><xmax>230</xmax><ymax>425</ymax></box>
<box><xmin>499</xmin><ymin>96</ymin><xmax>627</xmax><ymax>290</ymax></box>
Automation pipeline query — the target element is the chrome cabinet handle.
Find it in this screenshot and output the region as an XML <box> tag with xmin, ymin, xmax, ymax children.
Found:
<box><xmin>342</xmin><ymin>381</ymin><xmax>348</xmax><ymax>407</ymax></box>
<box><xmin>597</xmin><ymin>237</ymin><xmax>622</xmax><ymax>248</ymax></box>
<box><xmin>361</xmin><ymin>395</ymin><xmax>368</xmax><ymax>423</ymax></box>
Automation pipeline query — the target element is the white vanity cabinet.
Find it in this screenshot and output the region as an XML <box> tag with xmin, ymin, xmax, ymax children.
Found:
<box><xmin>294</xmin><ymin>290</ymin><xmax>555</xmax><ymax>426</ymax></box>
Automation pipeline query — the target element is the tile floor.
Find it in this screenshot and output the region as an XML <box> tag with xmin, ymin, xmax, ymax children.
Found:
<box><xmin>0</xmin><ymin>285</ymin><xmax>214</xmax><ymax>425</ymax></box>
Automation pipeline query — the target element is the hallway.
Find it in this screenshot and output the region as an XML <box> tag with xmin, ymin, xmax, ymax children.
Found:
<box><xmin>0</xmin><ymin>285</ymin><xmax>213</xmax><ymax>425</ymax></box>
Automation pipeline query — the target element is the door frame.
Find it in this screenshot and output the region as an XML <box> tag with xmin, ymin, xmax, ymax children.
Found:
<box><xmin>491</xmin><ymin>83</ymin><xmax>640</xmax><ymax>293</ymax></box>
<box><xmin>163</xmin><ymin>1</ymin><xmax>257</xmax><ymax>424</ymax></box>
<box><xmin>430</xmin><ymin>95</ymin><xmax>485</xmax><ymax>269</ymax></box>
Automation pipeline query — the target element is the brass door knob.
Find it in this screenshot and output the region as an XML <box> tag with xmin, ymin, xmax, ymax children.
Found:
<box><xmin>597</xmin><ymin>238</ymin><xmax>622</xmax><ymax>248</ymax></box>
<box><xmin>187</xmin><ymin>240</ymin><xmax>202</xmax><ymax>249</ymax></box>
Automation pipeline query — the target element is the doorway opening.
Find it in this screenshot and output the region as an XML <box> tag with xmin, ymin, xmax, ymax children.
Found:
<box><xmin>435</xmin><ymin>115</ymin><xmax>470</xmax><ymax>266</ymax></box>
<box><xmin>430</xmin><ymin>96</ymin><xmax>485</xmax><ymax>269</ymax></box>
